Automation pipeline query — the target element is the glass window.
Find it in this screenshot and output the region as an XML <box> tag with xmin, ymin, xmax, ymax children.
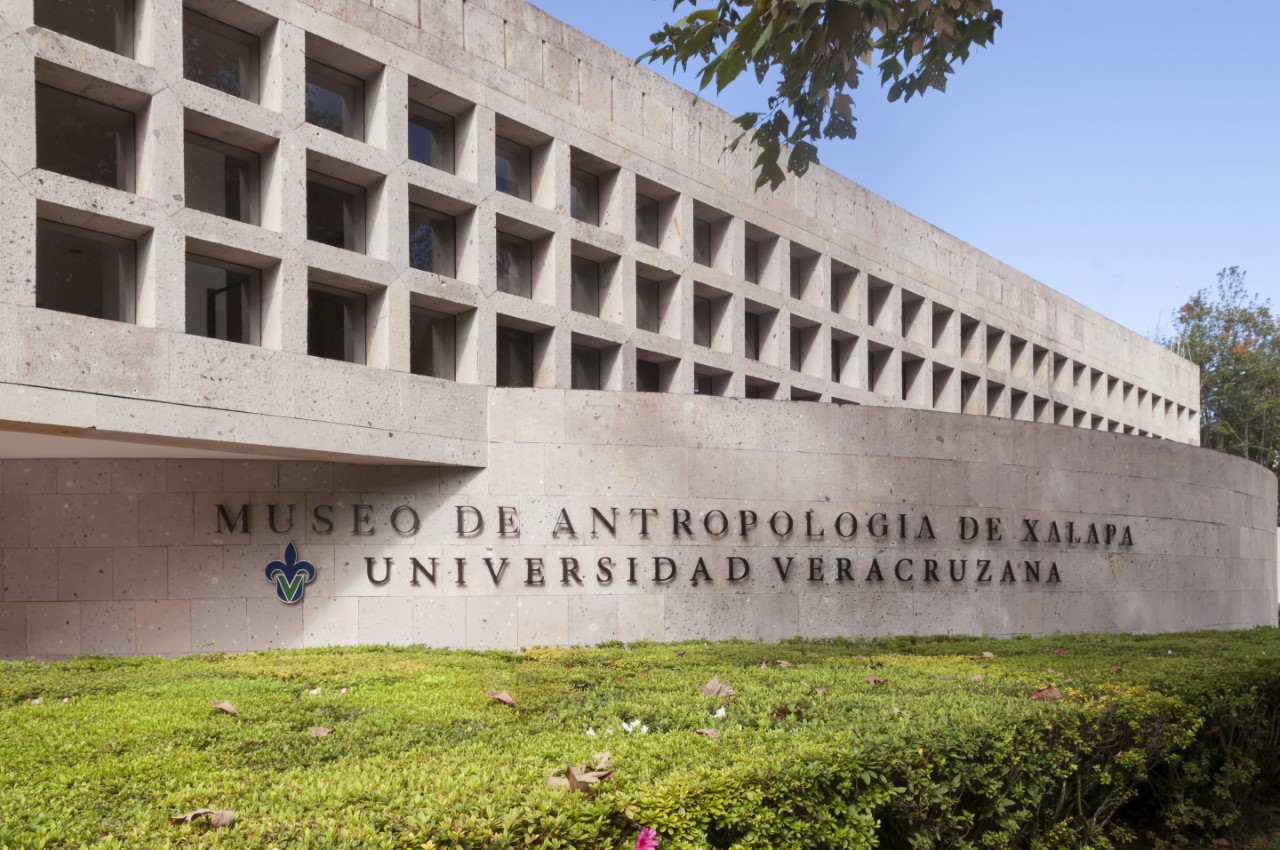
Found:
<box><xmin>408</xmin><ymin>103</ymin><xmax>455</xmax><ymax>173</ymax></box>
<box><xmin>745</xmin><ymin>312</ymin><xmax>761</xmax><ymax>360</ymax></box>
<box><xmin>791</xmin><ymin>329</ymin><xmax>803</xmax><ymax>371</ymax></box>
<box><xmin>636</xmin><ymin>360</ymin><xmax>660</xmax><ymax>393</ymax></box>
<box><xmin>409</xmin><ymin>306</ymin><xmax>456</xmax><ymax>380</ymax></box>
<box><xmin>184</xmin><ymin>10</ymin><xmax>258</xmax><ymax>101</ymax></box>
<box><xmin>36</xmin><ymin>220</ymin><xmax>135</xmax><ymax>323</ymax></box>
<box><xmin>308</xmin><ymin>285</ymin><xmax>365</xmax><ymax>363</ymax></box>
<box><xmin>693</xmin><ymin>218</ymin><xmax>712</xmax><ymax>266</ymax></box>
<box><xmin>495</xmin><ymin>233</ymin><xmax>532</xmax><ymax>298</ymax></box>
<box><xmin>307</xmin><ymin>172</ymin><xmax>365</xmax><ymax>252</ymax></box>
<box><xmin>693</xmin><ymin>295</ymin><xmax>711</xmax><ymax>347</ymax></box>
<box><xmin>636</xmin><ymin>278</ymin><xmax>660</xmax><ymax>333</ymax></box>
<box><xmin>495</xmin><ymin>137</ymin><xmax>531</xmax><ymax>200</ymax></box>
<box><xmin>635</xmin><ymin>194</ymin><xmax>659</xmax><ymax>247</ymax></box>
<box><xmin>571</xmin><ymin>256</ymin><xmax>600</xmax><ymax>316</ymax></box>
<box><xmin>744</xmin><ymin>384</ymin><xmax>764</xmax><ymax>399</ymax></box>
<box><xmin>306</xmin><ymin>60</ymin><xmax>364</xmax><ymax>139</ymax></box>
<box><xmin>36</xmin><ymin>85</ymin><xmax>135</xmax><ymax>191</ymax></box>
<box><xmin>185</xmin><ymin>256</ymin><xmax>259</xmax><ymax>344</ymax></box>
<box><xmin>571</xmin><ymin>345</ymin><xmax>601</xmax><ymax>390</ymax></box>
<box><xmin>744</xmin><ymin>238</ymin><xmax>760</xmax><ymax>283</ymax></box>
<box><xmin>408</xmin><ymin>205</ymin><xmax>456</xmax><ymax>277</ymax></box>
<box><xmin>184</xmin><ymin>133</ymin><xmax>259</xmax><ymax>224</ymax></box>
<box><xmin>570</xmin><ymin>168</ymin><xmax>599</xmax><ymax>225</ymax></box>
<box><xmin>694</xmin><ymin>373</ymin><xmax>714</xmax><ymax>395</ymax></box>
<box><xmin>496</xmin><ymin>326</ymin><xmax>534</xmax><ymax>388</ymax></box>
<box><xmin>35</xmin><ymin>0</ymin><xmax>133</xmax><ymax>56</ymax></box>
<box><xmin>790</xmin><ymin>256</ymin><xmax>804</xmax><ymax>299</ymax></box>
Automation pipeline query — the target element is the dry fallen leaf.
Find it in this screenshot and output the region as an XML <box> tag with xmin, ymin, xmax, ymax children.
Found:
<box><xmin>981</xmin><ymin>651</ymin><xmax>995</xmax><ymax>659</ymax></box>
<box><xmin>487</xmin><ymin>690</ymin><xmax>516</xmax><ymax>707</ymax></box>
<box><xmin>29</xmin><ymin>698</ymin><xmax>41</xmax><ymax>706</ymax></box>
<box><xmin>61</xmin><ymin>697</ymin><xmax>69</xmax><ymax>705</ymax></box>
<box><xmin>760</xmin><ymin>661</ymin><xmax>769</xmax><ymax>669</ymax></box>
<box><xmin>308</xmin><ymin>726</ymin><xmax>332</xmax><ymax>737</ymax></box>
<box><xmin>1110</xmin><ymin>663</ymin><xmax>1122</xmax><ymax>673</ymax></box>
<box><xmin>700</xmin><ymin>674</ymin><xmax>736</xmax><ymax>699</ymax></box>
<box><xmin>770</xmin><ymin>705</ymin><xmax>795</xmax><ymax>721</ymax></box>
<box><xmin>865</xmin><ymin>675</ymin><xmax>888</xmax><ymax>686</ymax></box>
<box><xmin>1032</xmin><ymin>686</ymin><xmax>1063</xmax><ymax>701</ymax></box>
<box><xmin>695</xmin><ymin>728</ymin><xmax>721</xmax><ymax>738</ymax></box>
<box><xmin>307</xmin><ymin>688</ymin><xmax>321</xmax><ymax>696</ymax></box>
<box><xmin>971</xmin><ymin>674</ymin><xmax>984</xmax><ymax>682</ymax></box>
<box><xmin>775</xmin><ymin>660</ymin><xmax>794</xmax><ymax>668</ymax></box>
<box><xmin>549</xmin><ymin>754</ymin><xmax>614</xmax><ymax>793</ymax></box>
<box><xmin>211</xmin><ymin>701</ymin><xmax>238</xmax><ymax>716</ymax></box>
<box><xmin>676</xmin><ymin>651</ymin><xmax>687</xmax><ymax>657</ymax></box>
<box><xmin>1046</xmin><ymin>668</ymin><xmax>1058</xmax><ymax>674</ymax></box>
<box><xmin>169</xmin><ymin>809</ymin><xmax>236</xmax><ymax>829</ymax></box>
<box><xmin>971</xmin><ymin>651</ymin><xmax>996</xmax><ymax>661</ymax></box>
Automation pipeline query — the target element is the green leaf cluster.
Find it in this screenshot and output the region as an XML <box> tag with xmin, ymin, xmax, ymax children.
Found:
<box><xmin>1</xmin><ymin>630</ymin><xmax>1278</xmax><ymax>848</ymax></box>
<box><xmin>1159</xmin><ymin>267</ymin><xmax>1280</xmax><ymax>518</ymax></box>
<box><xmin>640</xmin><ymin>0</ymin><xmax>1002</xmax><ymax>188</ymax></box>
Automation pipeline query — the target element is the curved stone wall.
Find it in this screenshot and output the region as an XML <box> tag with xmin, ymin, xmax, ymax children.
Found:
<box><xmin>0</xmin><ymin>390</ymin><xmax>1274</xmax><ymax>658</ymax></box>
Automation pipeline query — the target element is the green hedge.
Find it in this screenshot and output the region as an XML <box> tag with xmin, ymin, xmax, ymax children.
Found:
<box><xmin>1</xmin><ymin>630</ymin><xmax>1278</xmax><ymax>849</ymax></box>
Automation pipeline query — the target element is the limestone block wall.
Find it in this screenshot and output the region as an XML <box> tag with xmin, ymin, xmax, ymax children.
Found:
<box><xmin>0</xmin><ymin>392</ymin><xmax>1273</xmax><ymax>659</ymax></box>
<box><xmin>0</xmin><ymin>0</ymin><xmax>1200</xmax><ymax>460</ymax></box>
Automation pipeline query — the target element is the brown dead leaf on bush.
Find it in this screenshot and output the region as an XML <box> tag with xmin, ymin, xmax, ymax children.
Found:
<box><xmin>800</xmin><ymin>682</ymin><xmax>828</xmax><ymax>695</ymax></box>
<box><xmin>29</xmin><ymin>698</ymin><xmax>41</xmax><ymax>706</ymax></box>
<box><xmin>700</xmin><ymin>674</ymin><xmax>736</xmax><ymax>698</ymax></box>
<box><xmin>971</xmin><ymin>674</ymin><xmax>984</xmax><ymax>682</ymax></box>
<box><xmin>770</xmin><ymin>705</ymin><xmax>794</xmax><ymax>721</ymax></box>
<box><xmin>548</xmin><ymin>752</ymin><xmax>613</xmax><ymax>792</ymax></box>
<box><xmin>1046</xmin><ymin>668</ymin><xmax>1058</xmax><ymax>674</ymax></box>
<box><xmin>775</xmin><ymin>660</ymin><xmax>794</xmax><ymax>668</ymax></box>
<box><xmin>211</xmin><ymin>701</ymin><xmax>238</xmax><ymax>716</ymax></box>
<box><xmin>169</xmin><ymin>809</ymin><xmax>236</xmax><ymax>829</ymax></box>
<box><xmin>308</xmin><ymin>726</ymin><xmax>332</xmax><ymax>737</ymax></box>
<box><xmin>487</xmin><ymin>690</ymin><xmax>516</xmax><ymax>707</ymax></box>
<box><xmin>1032</xmin><ymin>686</ymin><xmax>1063</xmax><ymax>701</ymax></box>
<box><xmin>1110</xmin><ymin>663</ymin><xmax>1122</xmax><ymax>673</ymax></box>
<box><xmin>695</xmin><ymin>728</ymin><xmax>721</xmax><ymax>738</ymax></box>
<box><xmin>971</xmin><ymin>651</ymin><xmax>996</xmax><ymax>661</ymax></box>
<box><xmin>865</xmin><ymin>675</ymin><xmax>888</xmax><ymax>686</ymax></box>
<box><xmin>760</xmin><ymin>661</ymin><xmax>769</xmax><ymax>669</ymax></box>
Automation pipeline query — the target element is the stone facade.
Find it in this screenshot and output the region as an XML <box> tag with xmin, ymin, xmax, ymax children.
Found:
<box><xmin>0</xmin><ymin>393</ymin><xmax>1275</xmax><ymax>659</ymax></box>
<box><xmin>0</xmin><ymin>0</ymin><xmax>1272</xmax><ymax>658</ymax></box>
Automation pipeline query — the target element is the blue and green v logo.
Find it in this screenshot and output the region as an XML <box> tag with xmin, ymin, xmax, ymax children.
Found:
<box><xmin>265</xmin><ymin>542</ymin><xmax>316</xmax><ymax>604</ymax></box>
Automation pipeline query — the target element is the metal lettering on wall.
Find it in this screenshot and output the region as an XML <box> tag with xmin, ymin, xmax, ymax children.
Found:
<box><xmin>223</xmin><ymin>503</ymin><xmax>1138</xmax><ymax>601</ymax></box>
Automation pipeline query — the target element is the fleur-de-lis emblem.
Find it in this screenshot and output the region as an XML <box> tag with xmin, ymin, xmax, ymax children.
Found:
<box><xmin>264</xmin><ymin>542</ymin><xmax>316</xmax><ymax>604</ymax></box>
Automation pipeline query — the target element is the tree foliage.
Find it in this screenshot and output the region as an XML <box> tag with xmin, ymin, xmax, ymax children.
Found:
<box><xmin>1161</xmin><ymin>268</ymin><xmax>1280</xmax><ymax>507</ymax></box>
<box><xmin>641</xmin><ymin>0</ymin><xmax>1002</xmax><ymax>189</ymax></box>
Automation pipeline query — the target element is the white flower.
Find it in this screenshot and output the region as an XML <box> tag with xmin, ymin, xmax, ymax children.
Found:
<box><xmin>621</xmin><ymin>720</ymin><xmax>635</xmax><ymax>733</ymax></box>
<box><xmin>585</xmin><ymin>728</ymin><xmax>596</xmax><ymax>737</ymax></box>
<box><xmin>605</xmin><ymin>728</ymin><xmax>614</xmax><ymax>736</ymax></box>
<box><xmin>640</xmin><ymin>725</ymin><xmax>649</xmax><ymax>734</ymax></box>
<box><xmin>714</xmin><ymin>706</ymin><xmax>726</xmax><ymax>718</ymax></box>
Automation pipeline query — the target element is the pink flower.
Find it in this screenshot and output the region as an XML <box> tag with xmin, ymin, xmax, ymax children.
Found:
<box><xmin>634</xmin><ymin>827</ymin><xmax>660</xmax><ymax>850</ymax></box>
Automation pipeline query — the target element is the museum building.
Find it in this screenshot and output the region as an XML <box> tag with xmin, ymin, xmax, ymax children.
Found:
<box><xmin>0</xmin><ymin>0</ymin><xmax>1274</xmax><ymax>658</ymax></box>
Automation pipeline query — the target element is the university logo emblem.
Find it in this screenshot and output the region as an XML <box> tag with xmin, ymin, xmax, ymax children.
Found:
<box><xmin>265</xmin><ymin>542</ymin><xmax>316</xmax><ymax>604</ymax></box>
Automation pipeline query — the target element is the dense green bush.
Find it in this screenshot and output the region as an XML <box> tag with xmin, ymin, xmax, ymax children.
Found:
<box><xmin>1</xmin><ymin>630</ymin><xmax>1278</xmax><ymax>849</ymax></box>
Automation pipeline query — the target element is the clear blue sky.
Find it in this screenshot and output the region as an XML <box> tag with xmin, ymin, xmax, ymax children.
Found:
<box><xmin>529</xmin><ymin>0</ymin><xmax>1279</xmax><ymax>338</ymax></box>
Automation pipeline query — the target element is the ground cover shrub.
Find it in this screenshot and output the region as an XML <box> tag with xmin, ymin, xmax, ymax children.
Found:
<box><xmin>0</xmin><ymin>630</ymin><xmax>1277</xmax><ymax>849</ymax></box>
